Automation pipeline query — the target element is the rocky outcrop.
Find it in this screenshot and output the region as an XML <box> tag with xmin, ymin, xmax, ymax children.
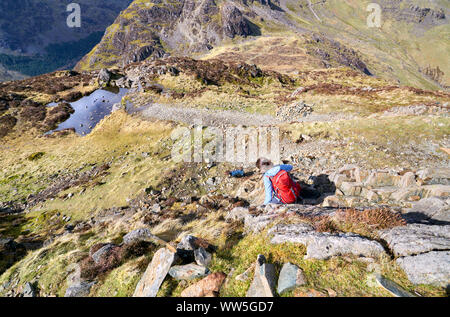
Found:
<box><xmin>75</xmin><ymin>0</ymin><xmax>259</xmax><ymax>71</ymax></box>
<box><xmin>322</xmin><ymin>166</ymin><xmax>450</xmax><ymax>209</ymax></box>
<box><xmin>396</xmin><ymin>252</ymin><xmax>450</xmax><ymax>287</ymax></box>
<box><xmin>379</xmin><ymin>224</ymin><xmax>450</xmax><ymax>257</ymax></box>
<box><xmin>269</xmin><ymin>223</ymin><xmax>386</xmax><ymax>260</ymax></box>
<box><xmin>379</xmin><ymin>224</ymin><xmax>450</xmax><ymax>287</ymax></box>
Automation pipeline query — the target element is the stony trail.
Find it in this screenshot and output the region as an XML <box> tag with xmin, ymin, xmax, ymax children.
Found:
<box><xmin>132</xmin><ymin>102</ymin><xmax>353</xmax><ymax>127</ymax></box>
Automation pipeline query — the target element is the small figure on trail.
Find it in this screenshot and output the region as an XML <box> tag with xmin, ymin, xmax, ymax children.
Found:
<box><xmin>256</xmin><ymin>157</ymin><xmax>302</xmax><ymax>205</ymax></box>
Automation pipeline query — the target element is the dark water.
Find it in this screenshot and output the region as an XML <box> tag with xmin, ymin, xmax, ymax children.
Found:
<box><xmin>46</xmin><ymin>88</ymin><xmax>128</xmax><ymax>136</ymax></box>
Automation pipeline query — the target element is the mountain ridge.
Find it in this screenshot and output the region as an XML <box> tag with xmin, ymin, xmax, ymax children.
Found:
<box><xmin>76</xmin><ymin>0</ymin><xmax>450</xmax><ymax>91</ymax></box>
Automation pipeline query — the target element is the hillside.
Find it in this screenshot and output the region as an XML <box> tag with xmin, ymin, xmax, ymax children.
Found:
<box><xmin>0</xmin><ymin>0</ymin><xmax>133</xmax><ymax>81</ymax></box>
<box><xmin>0</xmin><ymin>0</ymin><xmax>449</xmax><ymax>299</ymax></box>
<box><xmin>76</xmin><ymin>0</ymin><xmax>450</xmax><ymax>91</ymax></box>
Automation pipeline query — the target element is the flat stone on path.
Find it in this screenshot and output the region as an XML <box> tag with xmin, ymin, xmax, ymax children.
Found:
<box><xmin>378</xmin><ymin>224</ymin><xmax>450</xmax><ymax>257</ymax></box>
<box><xmin>269</xmin><ymin>223</ymin><xmax>385</xmax><ymax>260</ymax></box>
<box><xmin>396</xmin><ymin>251</ymin><xmax>450</xmax><ymax>287</ymax></box>
<box><xmin>133</xmin><ymin>248</ymin><xmax>175</xmax><ymax>297</ymax></box>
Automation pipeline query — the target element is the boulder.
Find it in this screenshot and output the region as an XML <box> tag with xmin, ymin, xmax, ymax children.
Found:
<box><xmin>64</xmin><ymin>281</ymin><xmax>95</xmax><ymax>297</ymax></box>
<box><xmin>123</xmin><ymin>228</ymin><xmax>159</xmax><ymax>245</ymax></box>
<box><xmin>194</xmin><ymin>247</ymin><xmax>212</xmax><ymax>267</ymax></box>
<box><xmin>396</xmin><ymin>251</ymin><xmax>450</xmax><ymax>287</ymax></box>
<box><xmin>177</xmin><ymin>235</ymin><xmax>213</xmax><ymax>251</ymax></box>
<box><xmin>378</xmin><ymin>224</ymin><xmax>450</xmax><ymax>257</ymax></box>
<box><xmin>133</xmin><ymin>248</ymin><xmax>175</xmax><ymax>297</ymax></box>
<box><xmin>169</xmin><ymin>263</ymin><xmax>209</xmax><ymax>280</ymax></box>
<box><xmin>372</xmin><ymin>187</ymin><xmax>398</xmax><ymax>200</ymax></box>
<box><xmin>246</xmin><ymin>255</ymin><xmax>276</xmax><ymax>297</ymax></box>
<box><xmin>269</xmin><ymin>223</ymin><xmax>386</xmax><ymax>260</ymax></box>
<box><xmin>330</xmin><ymin>174</ymin><xmax>349</xmax><ymax>188</ymax></box>
<box><xmin>391</xmin><ymin>187</ymin><xmax>423</xmax><ymax>202</ymax></box>
<box><xmin>322</xmin><ymin>195</ymin><xmax>343</xmax><ymax>207</ymax></box>
<box><xmin>361</xmin><ymin>188</ymin><xmax>380</xmax><ymax>202</ymax></box>
<box><xmin>180</xmin><ymin>272</ymin><xmax>227</xmax><ymax>297</ymax></box>
<box><xmin>277</xmin><ymin>263</ymin><xmax>306</xmax><ymax>295</ymax></box>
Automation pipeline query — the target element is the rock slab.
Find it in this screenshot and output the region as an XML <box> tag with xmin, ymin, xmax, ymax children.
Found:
<box><xmin>246</xmin><ymin>255</ymin><xmax>276</xmax><ymax>297</ymax></box>
<box><xmin>277</xmin><ymin>263</ymin><xmax>306</xmax><ymax>295</ymax></box>
<box><xmin>378</xmin><ymin>224</ymin><xmax>450</xmax><ymax>257</ymax></box>
<box><xmin>269</xmin><ymin>223</ymin><xmax>385</xmax><ymax>260</ymax></box>
<box><xmin>133</xmin><ymin>248</ymin><xmax>175</xmax><ymax>297</ymax></box>
<box><xmin>396</xmin><ymin>251</ymin><xmax>450</xmax><ymax>287</ymax></box>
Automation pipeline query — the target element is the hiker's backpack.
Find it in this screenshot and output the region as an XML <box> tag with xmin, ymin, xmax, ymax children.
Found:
<box><xmin>269</xmin><ymin>170</ymin><xmax>301</xmax><ymax>204</ymax></box>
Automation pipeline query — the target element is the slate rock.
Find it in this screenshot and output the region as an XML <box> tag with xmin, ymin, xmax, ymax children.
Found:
<box><xmin>169</xmin><ymin>263</ymin><xmax>209</xmax><ymax>280</ymax></box>
<box><xmin>396</xmin><ymin>251</ymin><xmax>450</xmax><ymax>287</ymax></box>
<box><xmin>194</xmin><ymin>247</ymin><xmax>212</xmax><ymax>267</ymax></box>
<box><xmin>378</xmin><ymin>224</ymin><xmax>450</xmax><ymax>257</ymax></box>
<box><xmin>177</xmin><ymin>235</ymin><xmax>198</xmax><ymax>251</ymax></box>
<box><xmin>277</xmin><ymin>263</ymin><xmax>306</xmax><ymax>295</ymax></box>
<box><xmin>23</xmin><ymin>282</ymin><xmax>36</xmax><ymax>297</ymax></box>
<box><xmin>246</xmin><ymin>255</ymin><xmax>276</xmax><ymax>297</ymax></box>
<box><xmin>133</xmin><ymin>248</ymin><xmax>175</xmax><ymax>297</ymax></box>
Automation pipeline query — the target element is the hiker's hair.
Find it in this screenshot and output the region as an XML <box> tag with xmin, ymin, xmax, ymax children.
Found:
<box><xmin>256</xmin><ymin>157</ymin><xmax>272</xmax><ymax>170</ymax></box>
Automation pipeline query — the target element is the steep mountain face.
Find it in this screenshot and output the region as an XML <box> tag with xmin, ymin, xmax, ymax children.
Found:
<box><xmin>76</xmin><ymin>0</ymin><xmax>449</xmax><ymax>90</ymax></box>
<box><xmin>76</xmin><ymin>0</ymin><xmax>259</xmax><ymax>70</ymax></box>
<box><xmin>0</xmin><ymin>0</ymin><xmax>133</xmax><ymax>81</ymax></box>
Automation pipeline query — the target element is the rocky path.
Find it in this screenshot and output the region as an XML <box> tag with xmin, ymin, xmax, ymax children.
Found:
<box><xmin>131</xmin><ymin>102</ymin><xmax>354</xmax><ymax>127</ymax></box>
